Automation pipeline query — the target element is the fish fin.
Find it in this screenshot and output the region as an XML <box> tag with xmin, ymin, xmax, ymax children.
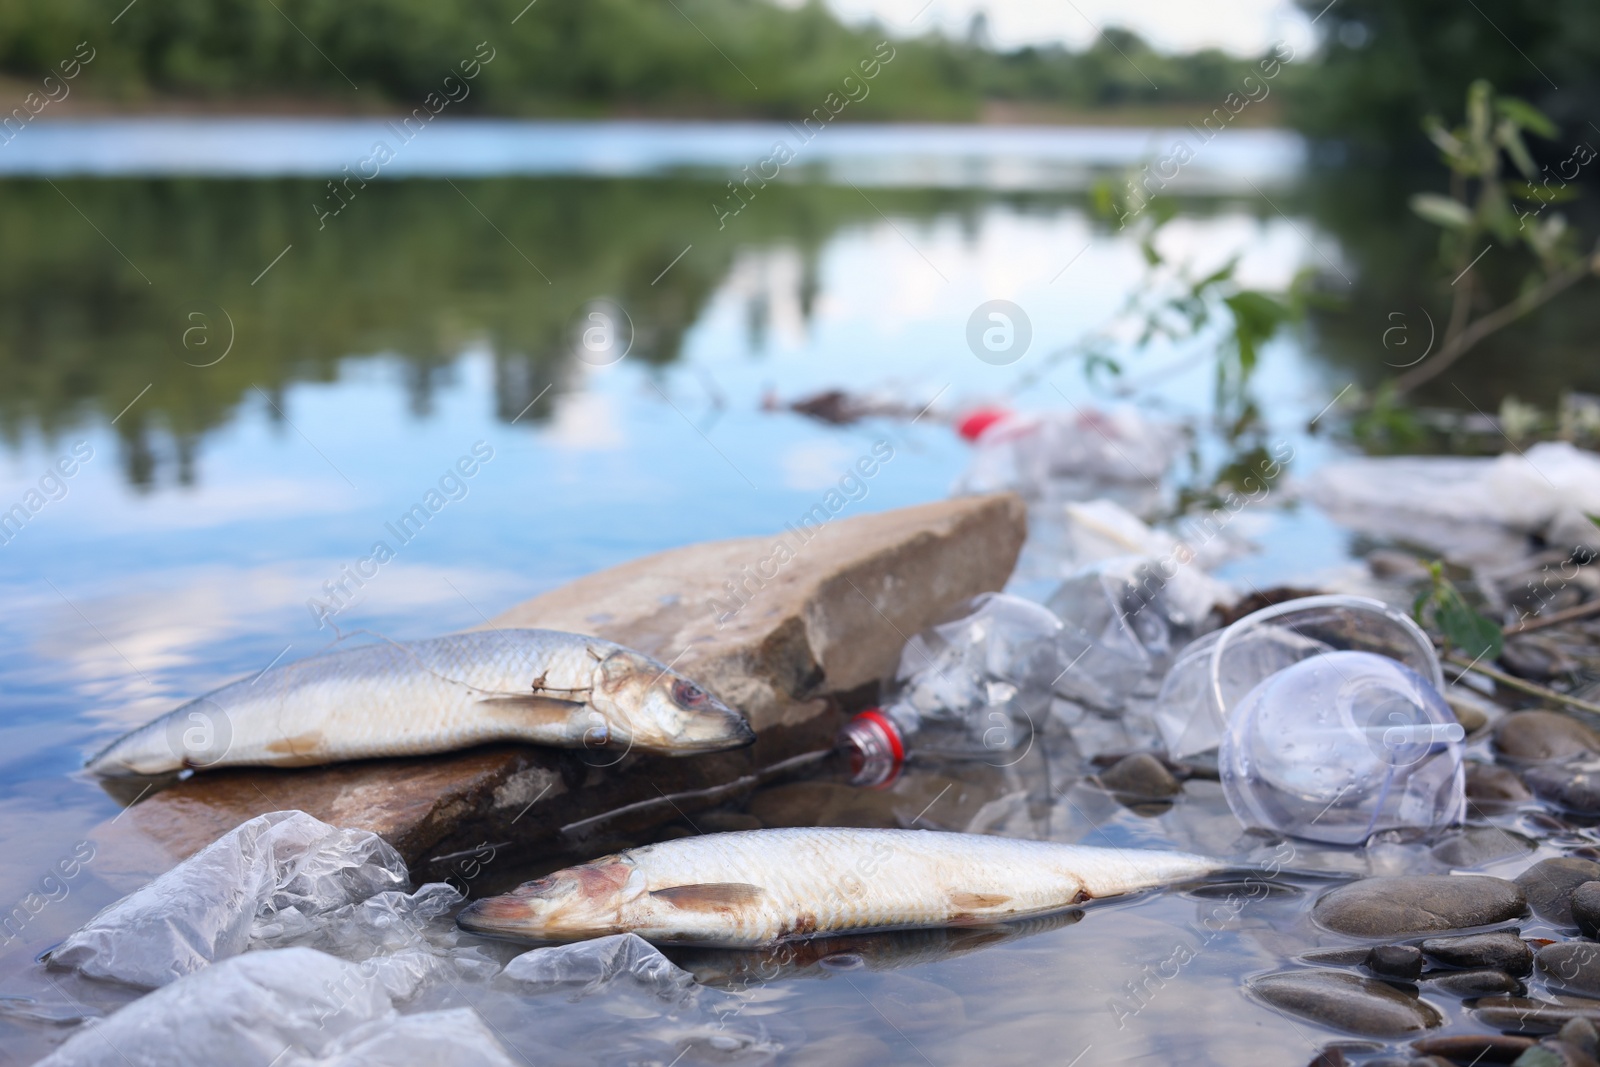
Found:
<box><xmin>651</xmin><ymin>883</ymin><xmax>765</xmax><ymax>909</ymax></box>
<box><xmin>947</xmin><ymin>891</ymin><xmax>1011</xmax><ymax>911</ymax></box>
<box><xmin>476</xmin><ymin>695</ymin><xmax>584</xmax><ymax>723</ymax></box>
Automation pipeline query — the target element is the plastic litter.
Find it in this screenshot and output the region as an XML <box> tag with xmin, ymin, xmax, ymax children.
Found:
<box><xmin>34</xmin><ymin>947</ymin><xmax>396</xmax><ymax>1067</ymax></box>
<box><xmin>1220</xmin><ymin>650</ymin><xmax>1466</xmax><ymax>845</ymax></box>
<box><xmin>839</xmin><ymin>593</ymin><xmax>1067</xmax><ymax>783</ymax></box>
<box><xmin>45</xmin><ymin>810</ymin><xmax>410</xmax><ymax>989</ymax></box>
<box><xmin>1303</xmin><ymin>441</ymin><xmax>1600</xmax><ymax>564</ymax></box>
<box><xmin>289</xmin><ymin>1008</ymin><xmax>519</xmax><ymax>1067</ymax></box>
<box><xmin>498</xmin><ymin>932</ymin><xmax>697</xmax><ymax>1002</ymax></box>
<box><xmin>953</xmin><ymin>406</ymin><xmax>1187</xmax><ymax>500</ymax></box>
<box><xmin>1152</xmin><ymin>594</ymin><xmax>1444</xmax><ymax>760</ymax></box>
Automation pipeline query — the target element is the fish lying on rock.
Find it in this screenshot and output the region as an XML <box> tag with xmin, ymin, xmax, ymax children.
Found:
<box><xmin>86</xmin><ymin>630</ymin><xmax>754</xmax><ymax>776</ymax></box>
<box><xmin>457</xmin><ymin>827</ymin><xmax>1225</xmax><ymax>948</ymax></box>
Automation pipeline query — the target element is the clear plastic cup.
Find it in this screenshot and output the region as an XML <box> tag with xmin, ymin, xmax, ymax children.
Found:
<box><xmin>1220</xmin><ymin>650</ymin><xmax>1465</xmax><ymax>844</ymax></box>
<box><xmin>1153</xmin><ymin>594</ymin><xmax>1444</xmax><ymax>759</ymax></box>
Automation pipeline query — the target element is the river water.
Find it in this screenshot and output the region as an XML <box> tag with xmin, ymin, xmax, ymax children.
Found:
<box><xmin>0</xmin><ymin>119</ymin><xmax>1572</xmax><ymax>1065</ymax></box>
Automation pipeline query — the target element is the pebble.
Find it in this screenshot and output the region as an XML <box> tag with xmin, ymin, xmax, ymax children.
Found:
<box><xmin>1430</xmin><ymin>827</ymin><xmax>1535</xmax><ymax>868</ymax></box>
<box><xmin>1463</xmin><ymin>761</ymin><xmax>1533</xmax><ymax>805</ymax></box>
<box><xmin>1250</xmin><ymin>971</ymin><xmax>1443</xmax><ymax>1037</ymax></box>
<box><xmin>1445</xmin><ymin>692</ymin><xmax>1493</xmax><ymax>735</ymax></box>
<box><xmin>1493</xmin><ymin>712</ymin><xmax>1600</xmax><ymax>763</ymax></box>
<box><xmin>1515</xmin><ymin>858</ymin><xmax>1600</xmax><ymax>927</ymax></box>
<box><xmin>1539</xmin><ymin>942</ymin><xmax>1600</xmax><ymax>998</ymax></box>
<box><xmin>1423</xmin><ymin>968</ymin><xmax>1525</xmax><ymax>996</ymax></box>
<box><xmin>1501</xmin><ymin>635</ymin><xmax>1582</xmax><ymax>683</ymax></box>
<box><xmin>1575</xmin><ymin>883</ymin><xmax>1600</xmax><ymax>940</ymax></box>
<box><xmin>1525</xmin><ymin>762</ymin><xmax>1600</xmax><ymax>814</ymax></box>
<box><xmin>1410</xmin><ymin>1033</ymin><xmax>1536</xmax><ymax>1063</ymax></box>
<box><xmin>1474</xmin><ymin>995</ymin><xmax>1600</xmax><ymax>1034</ymax></box>
<box><xmin>1366</xmin><ymin>945</ymin><xmax>1424</xmax><ymax>981</ymax></box>
<box><xmin>1420</xmin><ymin>931</ymin><xmax>1534</xmax><ymax>976</ymax></box>
<box><xmin>1096</xmin><ymin>752</ymin><xmax>1182</xmax><ymax>799</ymax></box>
<box><xmin>1312</xmin><ymin>876</ymin><xmax>1527</xmax><ymax>937</ymax></box>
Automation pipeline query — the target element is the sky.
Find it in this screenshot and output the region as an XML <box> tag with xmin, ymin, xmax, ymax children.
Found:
<box><xmin>817</xmin><ymin>0</ymin><xmax>1322</xmax><ymax>56</ymax></box>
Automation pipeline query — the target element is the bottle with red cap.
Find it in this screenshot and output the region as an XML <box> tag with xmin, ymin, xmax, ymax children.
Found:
<box><xmin>835</xmin><ymin>592</ymin><xmax>1069</xmax><ymax>787</ymax></box>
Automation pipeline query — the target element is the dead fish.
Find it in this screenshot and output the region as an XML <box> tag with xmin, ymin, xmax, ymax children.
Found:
<box><xmin>86</xmin><ymin>629</ymin><xmax>754</xmax><ymax>777</ymax></box>
<box><xmin>670</xmin><ymin>909</ymin><xmax>1085</xmax><ymax>986</ymax></box>
<box><xmin>457</xmin><ymin>827</ymin><xmax>1225</xmax><ymax>948</ymax></box>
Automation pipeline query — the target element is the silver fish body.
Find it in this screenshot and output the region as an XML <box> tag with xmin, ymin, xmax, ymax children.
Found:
<box><xmin>86</xmin><ymin>629</ymin><xmax>754</xmax><ymax>777</ymax></box>
<box><xmin>457</xmin><ymin>827</ymin><xmax>1224</xmax><ymax>948</ymax></box>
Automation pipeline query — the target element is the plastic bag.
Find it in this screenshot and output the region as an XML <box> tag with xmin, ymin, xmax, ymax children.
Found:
<box><xmin>498</xmin><ymin>932</ymin><xmax>696</xmax><ymax>1002</ymax></box>
<box><xmin>46</xmin><ymin>811</ymin><xmax>408</xmax><ymax>989</ymax></box>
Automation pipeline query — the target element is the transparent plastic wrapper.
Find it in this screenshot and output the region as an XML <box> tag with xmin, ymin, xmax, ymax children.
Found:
<box><xmin>1152</xmin><ymin>594</ymin><xmax>1444</xmax><ymax>760</ymax></box>
<box><xmin>1220</xmin><ymin>651</ymin><xmax>1466</xmax><ymax>845</ymax></box>
<box><xmin>295</xmin><ymin>1008</ymin><xmax>519</xmax><ymax>1067</ymax></box>
<box><xmin>840</xmin><ymin>592</ymin><xmax>1067</xmax><ymax>783</ymax></box>
<box><xmin>1044</xmin><ymin>556</ymin><xmax>1223</xmax><ymax>712</ymax></box>
<box><xmin>954</xmin><ymin>406</ymin><xmax>1186</xmax><ymax>498</ymax></box>
<box><xmin>35</xmin><ymin>947</ymin><xmax>396</xmax><ymax>1067</ymax></box>
<box><xmin>498</xmin><ymin>933</ymin><xmax>696</xmax><ymax>1001</ymax></box>
<box><xmin>46</xmin><ymin>810</ymin><xmax>409</xmax><ymax>989</ymax></box>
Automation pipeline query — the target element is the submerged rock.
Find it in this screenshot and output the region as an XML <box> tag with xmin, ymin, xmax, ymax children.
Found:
<box><xmin>1250</xmin><ymin>971</ymin><xmax>1442</xmax><ymax>1037</ymax></box>
<box><xmin>1420</xmin><ymin>931</ymin><xmax>1532</xmax><ymax>976</ymax></box>
<box><xmin>1517</xmin><ymin>858</ymin><xmax>1600</xmax><ymax>927</ymax></box>
<box><xmin>1463</xmin><ymin>762</ymin><xmax>1533</xmax><ymax>806</ymax></box>
<box><xmin>1096</xmin><ymin>752</ymin><xmax>1182</xmax><ymax>799</ymax></box>
<box><xmin>1429</xmin><ymin>827</ymin><xmax>1535</xmax><ymax>868</ymax></box>
<box><xmin>1492</xmin><ymin>712</ymin><xmax>1600</xmax><ymax>763</ymax></box>
<box><xmin>1410</xmin><ymin>1034</ymin><xmax>1535</xmax><ymax>1062</ymax></box>
<box><xmin>1474</xmin><ymin>995</ymin><xmax>1600</xmax><ymax>1034</ymax></box>
<box><xmin>1423</xmin><ymin>968</ymin><xmax>1524</xmax><ymax>997</ymax></box>
<box><xmin>1312</xmin><ymin>876</ymin><xmax>1526</xmax><ymax>937</ymax></box>
<box><xmin>1539</xmin><ymin>942</ymin><xmax>1600</xmax><ymax>998</ymax></box>
<box><xmin>1574</xmin><ymin>882</ymin><xmax>1600</xmax><ymax>940</ymax></box>
<box><xmin>1524</xmin><ymin>763</ymin><xmax>1600</xmax><ymax>815</ymax></box>
<box><xmin>1365</xmin><ymin>945</ymin><xmax>1424</xmax><ymax>981</ymax></box>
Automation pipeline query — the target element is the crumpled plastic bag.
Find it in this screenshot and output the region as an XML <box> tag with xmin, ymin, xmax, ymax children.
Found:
<box><xmin>1303</xmin><ymin>440</ymin><xmax>1600</xmax><ymax>564</ymax></box>
<box><xmin>498</xmin><ymin>932</ymin><xmax>696</xmax><ymax>1002</ymax></box>
<box><xmin>35</xmin><ymin>947</ymin><xmax>395</xmax><ymax>1066</ymax></box>
<box><xmin>284</xmin><ymin>1007</ymin><xmax>519</xmax><ymax>1067</ymax></box>
<box><xmin>255</xmin><ymin>883</ymin><xmax>505</xmax><ymax>984</ymax></box>
<box><xmin>46</xmin><ymin>811</ymin><xmax>408</xmax><ymax>989</ymax></box>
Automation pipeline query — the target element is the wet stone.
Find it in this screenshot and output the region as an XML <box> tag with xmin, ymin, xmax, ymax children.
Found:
<box><xmin>1528</xmin><ymin>1036</ymin><xmax>1600</xmax><ymax>1067</ymax></box>
<box><xmin>1410</xmin><ymin>1033</ymin><xmax>1536</xmax><ymax>1063</ymax></box>
<box><xmin>1493</xmin><ymin>711</ymin><xmax>1600</xmax><ymax>763</ymax></box>
<box><xmin>1096</xmin><ymin>752</ymin><xmax>1182</xmax><ymax>799</ymax></box>
<box><xmin>1250</xmin><ymin>971</ymin><xmax>1443</xmax><ymax>1037</ymax></box>
<box><xmin>1516</xmin><ymin>859</ymin><xmax>1600</xmax><ymax>927</ymax></box>
<box><xmin>1574</xmin><ymin>883</ymin><xmax>1600</xmax><ymax>941</ymax></box>
<box><xmin>1473</xmin><ymin>995</ymin><xmax>1600</xmax><ymax>1034</ymax></box>
<box><xmin>1430</xmin><ymin>827</ymin><xmax>1536</xmax><ymax>868</ymax></box>
<box><xmin>1312</xmin><ymin>876</ymin><xmax>1527</xmax><ymax>938</ymax></box>
<box><xmin>1365</xmin><ymin>945</ymin><xmax>1425</xmax><ymax>981</ymax></box>
<box><xmin>1446</xmin><ymin>692</ymin><xmax>1492</xmax><ymax>735</ymax></box>
<box><xmin>1420</xmin><ymin>931</ymin><xmax>1533</xmax><ymax>976</ymax></box>
<box><xmin>1539</xmin><ymin>942</ymin><xmax>1600</xmax><ymax>998</ymax></box>
<box><xmin>1563</xmin><ymin>1015</ymin><xmax>1600</xmax><ymax>1055</ymax></box>
<box><xmin>1464</xmin><ymin>762</ymin><xmax>1533</xmax><ymax>806</ymax></box>
<box><xmin>1524</xmin><ymin>763</ymin><xmax>1600</xmax><ymax>815</ymax></box>
<box><xmin>1423</xmin><ymin>968</ymin><xmax>1525</xmax><ymax>997</ymax></box>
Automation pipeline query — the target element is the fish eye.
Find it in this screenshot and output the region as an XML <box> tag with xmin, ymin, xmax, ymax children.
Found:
<box><xmin>671</xmin><ymin>679</ymin><xmax>709</xmax><ymax>709</ymax></box>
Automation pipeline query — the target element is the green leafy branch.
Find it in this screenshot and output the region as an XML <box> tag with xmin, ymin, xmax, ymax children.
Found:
<box><xmin>1392</xmin><ymin>80</ymin><xmax>1599</xmax><ymax>395</ymax></box>
<box><xmin>1412</xmin><ymin>561</ymin><xmax>1503</xmax><ymax>662</ymax></box>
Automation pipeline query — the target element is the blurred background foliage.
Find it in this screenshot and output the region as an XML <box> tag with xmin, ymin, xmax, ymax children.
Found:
<box><xmin>0</xmin><ymin>0</ymin><xmax>1273</xmax><ymax>119</ymax></box>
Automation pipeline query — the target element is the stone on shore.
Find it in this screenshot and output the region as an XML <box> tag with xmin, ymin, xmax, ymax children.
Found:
<box><xmin>90</xmin><ymin>495</ymin><xmax>1027</xmax><ymax>889</ymax></box>
<box><xmin>1492</xmin><ymin>712</ymin><xmax>1600</xmax><ymax>763</ymax></box>
<box><xmin>1311</xmin><ymin>876</ymin><xmax>1526</xmax><ymax>938</ymax></box>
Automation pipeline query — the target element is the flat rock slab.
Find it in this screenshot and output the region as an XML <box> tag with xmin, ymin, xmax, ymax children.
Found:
<box><xmin>1249</xmin><ymin>970</ymin><xmax>1443</xmax><ymax>1036</ymax></box>
<box><xmin>90</xmin><ymin>494</ymin><xmax>1026</xmax><ymax>886</ymax></box>
<box><xmin>1312</xmin><ymin>876</ymin><xmax>1527</xmax><ymax>938</ymax></box>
